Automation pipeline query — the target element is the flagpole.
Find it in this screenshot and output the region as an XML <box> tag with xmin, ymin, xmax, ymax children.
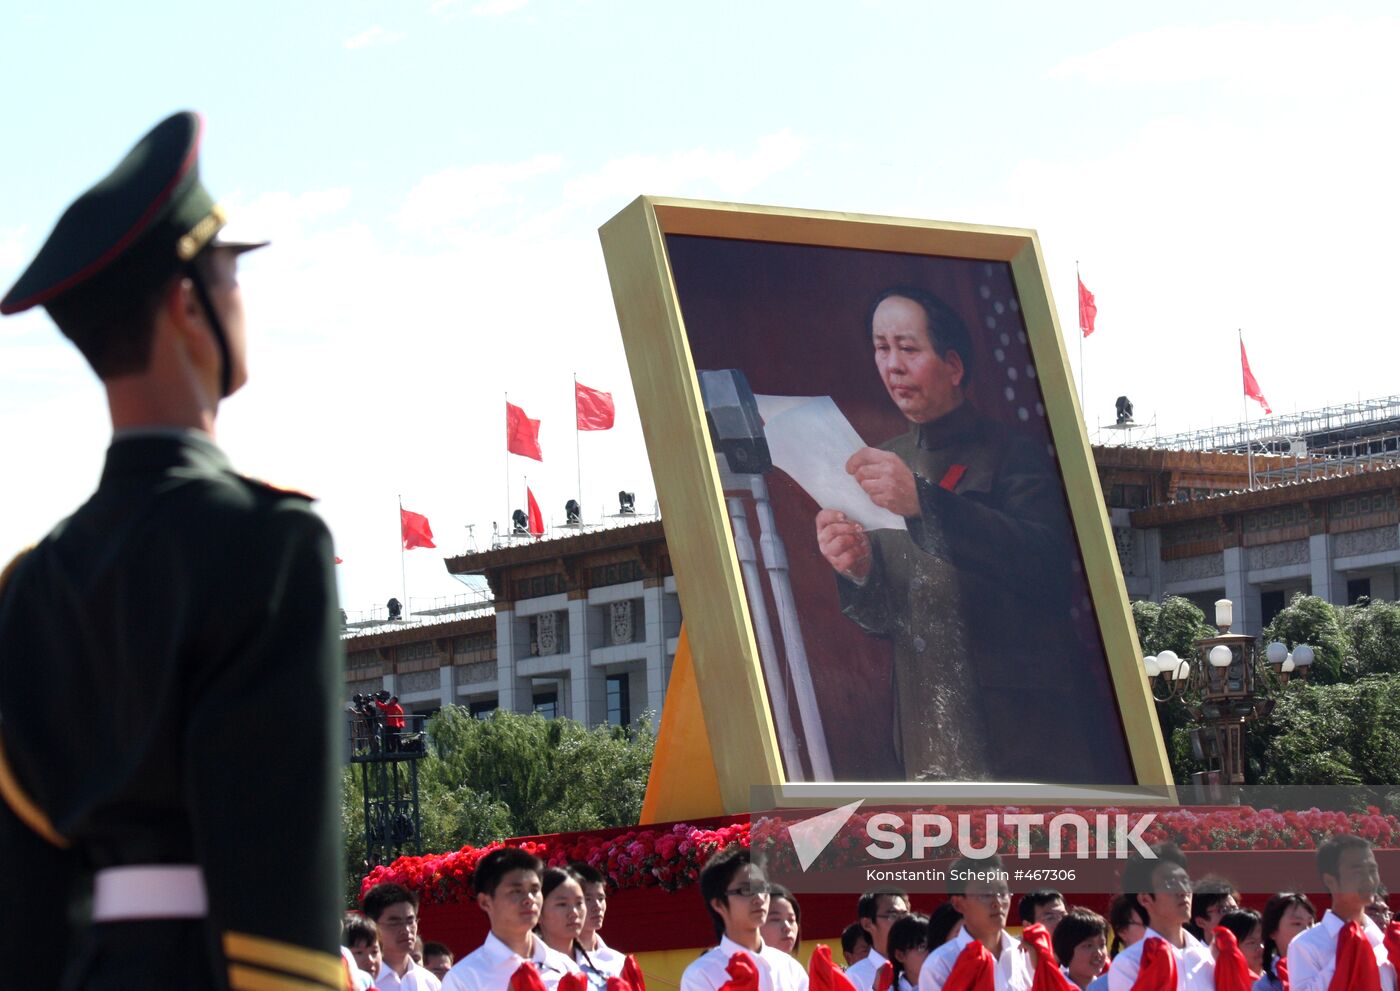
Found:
<box><xmin>504</xmin><ymin>391</ymin><xmax>512</xmax><ymax>536</ymax></box>
<box><xmin>1241</xmin><ymin>330</ymin><xmax>1254</xmax><ymax>491</ymax></box>
<box><xmin>398</xmin><ymin>494</ymin><xmax>408</xmax><ymax>617</ymax></box>
<box><xmin>574</xmin><ymin>373</ymin><xmax>583</xmax><ymax>524</ymax></box>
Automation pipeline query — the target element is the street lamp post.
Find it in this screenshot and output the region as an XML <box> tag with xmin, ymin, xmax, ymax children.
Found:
<box><xmin>1141</xmin><ymin>599</ymin><xmax>1316</xmax><ymax>788</ymax></box>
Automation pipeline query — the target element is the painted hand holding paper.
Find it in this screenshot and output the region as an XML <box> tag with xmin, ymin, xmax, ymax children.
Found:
<box><xmin>753</xmin><ymin>395</ymin><xmax>906</xmax><ymax>531</ymax></box>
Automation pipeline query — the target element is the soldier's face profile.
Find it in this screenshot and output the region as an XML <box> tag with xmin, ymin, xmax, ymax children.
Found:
<box><xmin>871</xmin><ymin>295</ymin><xmax>965</xmax><ymax>425</ymax></box>
<box><xmin>202</xmin><ymin>247</ymin><xmax>249</xmax><ymax>395</ymax></box>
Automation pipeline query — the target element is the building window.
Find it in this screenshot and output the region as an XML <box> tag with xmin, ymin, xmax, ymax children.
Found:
<box><xmin>533</xmin><ymin>691</ymin><xmax>558</xmax><ymax>720</ymax></box>
<box><xmin>1348</xmin><ymin>578</ymin><xmax>1372</xmax><ymax>605</ymax></box>
<box><xmin>607</xmin><ymin>674</ymin><xmax>630</xmax><ymax>727</ymax></box>
<box><xmin>1260</xmin><ymin>590</ymin><xmax>1286</xmax><ymax>627</ymax></box>
<box><xmin>468</xmin><ymin>700</ymin><xmax>498</xmax><ymax>720</ymax></box>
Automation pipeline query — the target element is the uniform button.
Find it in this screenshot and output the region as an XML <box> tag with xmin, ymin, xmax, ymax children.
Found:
<box><xmin>912</xmin><ymin>636</ymin><xmax>927</xmax><ymax>652</ymax></box>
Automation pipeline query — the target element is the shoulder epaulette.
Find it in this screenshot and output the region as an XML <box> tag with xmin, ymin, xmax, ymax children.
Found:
<box><xmin>239</xmin><ymin>476</ymin><xmax>316</xmax><ymax>502</ymax></box>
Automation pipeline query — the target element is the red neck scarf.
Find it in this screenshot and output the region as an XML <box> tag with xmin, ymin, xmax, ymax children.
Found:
<box><xmin>1019</xmin><ymin>923</ymin><xmax>1076</xmax><ymax>991</ymax></box>
<box><xmin>1130</xmin><ymin>936</ymin><xmax>1178</xmax><ymax>991</ymax></box>
<box><xmin>1384</xmin><ymin>921</ymin><xmax>1400</xmax><ymax>974</ymax></box>
<box><xmin>619</xmin><ymin>954</ymin><xmax>648</xmax><ymax>991</ymax></box>
<box><xmin>511</xmin><ymin>962</ymin><xmax>550</xmax><ymax>991</ymax></box>
<box><xmin>720</xmin><ymin>951</ymin><xmax>761</xmax><ymax>991</ymax></box>
<box><xmin>1330</xmin><ymin>920</ymin><xmax>1381</xmax><ymax>991</ymax></box>
<box><xmin>808</xmin><ymin>945</ymin><xmax>859</xmax><ymax>991</ymax></box>
<box><xmin>1212</xmin><ymin>927</ymin><xmax>1255</xmax><ymax>991</ymax></box>
<box><xmin>874</xmin><ymin>961</ymin><xmax>895</xmax><ymax>991</ymax></box>
<box><xmin>1276</xmin><ymin>956</ymin><xmax>1289</xmax><ymax>991</ymax></box>
<box><xmin>942</xmin><ymin>939</ymin><xmax>996</xmax><ymax>991</ymax></box>
<box><xmin>556</xmin><ymin>973</ymin><xmax>589</xmax><ymax>991</ymax></box>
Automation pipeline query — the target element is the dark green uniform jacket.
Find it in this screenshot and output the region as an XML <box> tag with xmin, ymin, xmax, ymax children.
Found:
<box><xmin>0</xmin><ymin>431</ymin><xmax>345</xmax><ymax>990</ymax></box>
<box><xmin>838</xmin><ymin>403</ymin><xmax>1133</xmax><ymax>783</ymax></box>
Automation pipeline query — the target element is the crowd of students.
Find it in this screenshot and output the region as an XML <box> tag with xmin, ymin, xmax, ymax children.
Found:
<box><xmin>341</xmin><ymin>833</ymin><xmax>1398</xmax><ymax>991</ymax></box>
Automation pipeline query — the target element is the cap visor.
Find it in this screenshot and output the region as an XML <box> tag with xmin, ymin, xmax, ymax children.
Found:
<box><xmin>209</xmin><ymin>236</ymin><xmax>270</xmax><ymax>255</ymax></box>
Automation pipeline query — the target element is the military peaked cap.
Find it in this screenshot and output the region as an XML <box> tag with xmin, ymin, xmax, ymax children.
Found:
<box><xmin>0</xmin><ymin>111</ymin><xmax>265</xmax><ymax>319</ymax></box>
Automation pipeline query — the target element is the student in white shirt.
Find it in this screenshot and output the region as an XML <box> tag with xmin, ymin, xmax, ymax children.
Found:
<box><xmin>1106</xmin><ymin>843</ymin><xmax>1214</xmax><ymax>991</ymax></box>
<box><xmin>888</xmin><ymin>912</ymin><xmax>931</xmax><ymax>991</ymax></box>
<box><xmin>360</xmin><ymin>884</ymin><xmax>443</xmax><ymax>991</ymax></box>
<box><xmin>1255</xmin><ymin>893</ymin><xmax>1315</xmax><ymax>991</ymax></box>
<box><xmin>1087</xmin><ymin>895</ymin><xmax>1147</xmax><ymax>991</ymax></box>
<box><xmin>1286</xmin><ymin>834</ymin><xmax>1397</xmax><ymax>991</ymax></box>
<box><xmin>761</xmin><ymin>884</ymin><xmax>802</xmax><ymax>956</ymax></box>
<box><xmin>679</xmin><ymin>847</ymin><xmax>808</xmax><ymax>991</ymax></box>
<box><xmin>919</xmin><ymin>854</ymin><xmax>1033</xmax><ymax>991</ymax></box>
<box><xmin>442</xmin><ymin>848</ymin><xmax>581</xmax><ymax>991</ymax></box>
<box><xmin>344</xmin><ymin>915</ymin><xmax>384</xmax><ymax>985</ymax></box>
<box><xmin>571</xmin><ymin>861</ymin><xmax>628</xmax><ymax>980</ymax></box>
<box><xmin>846</xmin><ymin>887</ymin><xmax>911</xmax><ymax>991</ymax></box>
<box><xmin>1052</xmin><ymin>908</ymin><xmax>1108</xmax><ymax>990</ymax></box>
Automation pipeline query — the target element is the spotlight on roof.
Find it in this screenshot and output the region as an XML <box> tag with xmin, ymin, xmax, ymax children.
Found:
<box><xmin>1115</xmin><ymin>395</ymin><xmax>1135</xmax><ymax>425</ymax></box>
<box><xmin>565</xmin><ymin>499</ymin><xmax>582</xmax><ymax>525</ymax></box>
<box><xmin>511</xmin><ymin>509</ymin><xmax>529</xmax><ymax>535</ymax></box>
<box><xmin>386</xmin><ymin>597</ymin><xmax>403</xmax><ymax>621</ymax></box>
<box><xmin>618</xmin><ymin>491</ymin><xmax>636</xmax><ymax>515</ymax></box>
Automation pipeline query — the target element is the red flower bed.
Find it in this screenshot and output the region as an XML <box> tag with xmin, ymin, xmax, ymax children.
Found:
<box><xmin>361</xmin><ymin>805</ymin><xmax>1400</xmax><ymax>905</ymax></box>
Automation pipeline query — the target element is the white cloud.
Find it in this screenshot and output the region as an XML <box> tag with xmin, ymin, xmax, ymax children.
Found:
<box><xmin>470</xmin><ymin>0</ymin><xmax>530</xmax><ymax>14</ymax></box>
<box><xmin>1049</xmin><ymin>15</ymin><xmax>1399</xmax><ymax>88</ymax></box>
<box><xmin>563</xmin><ymin>129</ymin><xmax>807</xmax><ymax>206</ymax></box>
<box><xmin>394</xmin><ymin>155</ymin><xmax>564</xmax><ymax>234</ymax></box>
<box><xmin>344</xmin><ymin>25</ymin><xmax>408</xmax><ymax>50</ymax></box>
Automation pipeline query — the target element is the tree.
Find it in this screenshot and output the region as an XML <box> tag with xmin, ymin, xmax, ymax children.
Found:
<box><xmin>1259</xmin><ymin>593</ymin><xmax>1350</xmax><ymax>684</ymax></box>
<box><xmin>343</xmin><ymin>707</ymin><xmax>655</xmax><ymax>904</ymax></box>
<box><xmin>1340</xmin><ymin>598</ymin><xmax>1400</xmax><ymax>677</ymax></box>
<box><xmin>1247</xmin><ymin>675</ymin><xmax>1400</xmax><ymax>787</ymax></box>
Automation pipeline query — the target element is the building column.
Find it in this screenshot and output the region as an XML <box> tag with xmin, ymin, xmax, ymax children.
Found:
<box><xmin>438</xmin><ymin>664</ymin><xmax>454</xmax><ymax>711</ymax></box>
<box><xmin>1222</xmin><ymin>546</ymin><xmax>1258</xmax><ymax>635</ymax></box>
<box><xmin>495</xmin><ymin>606</ymin><xmax>517</xmax><ymax>713</ymax></box>
<box><xmin>568</xmin><ymin>598</ymin><xmax>589</xmax><ymax>723</ymax></box>
<box><xmin>644</xmin><ymin>582</ymin><xmax>669</xmax><ymax>718</ymax></box>
<box><xmin>1309</xmin><ymin>533</ymin><xmax>1341</xmax><ymax>605</ymax></box>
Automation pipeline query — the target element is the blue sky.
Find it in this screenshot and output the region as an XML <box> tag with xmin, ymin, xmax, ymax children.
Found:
<box><xmin>3</xmin><ymin>1</ymin><xmax>1397</xmax><ymax>615</ymax></box>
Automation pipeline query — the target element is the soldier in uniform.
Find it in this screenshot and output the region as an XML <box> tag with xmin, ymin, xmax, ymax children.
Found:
<box><xmin>0</xmin><ymin>113</ymin><xmax>345</xmax><ymax>989</ymax></box>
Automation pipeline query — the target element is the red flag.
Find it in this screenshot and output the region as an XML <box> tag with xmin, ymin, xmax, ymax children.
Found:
<box><xmin>1078</xmin><ymin>276</ymin><xmax>1097</xmax><ymax>337</ymax></box>
<box><xmin>527</xmin><ymin>488</ymin><xmax>544</xmax><ymax>537</ymax></box>
<box><xmin>400</xmin><ymin>508</ymin><xmax>436</xmax><ymax>550</ymax></box>
<box><xmin>576</xmin><ymin>381</ymin><xmax>616</xmax><ymax>431</ymax></box>
<box><xmin>1240</xmin><ymin>336</ymin><xmax>1272</xmax><ymax>414</ymax></box>
<box><xmin>1330</xmin><ymin>921</ymin><xmax>1382</xmax><ymax>991</ymax></box>
<box><xmin>1130</xmin><ymin>937</ymin><xmax>1178</xmax><ymax>991</ymax></box>
<box><xmin>619</xmin><ymin>956</ymin><xmax>647</xmax><ymax>991</ymax></box>
<box><xmin>510</xmin><ymin>962</ymin><xmax>549</xmax><ymax>991</ymax></box>
<box><xmin>874</xmin><ymin>961</ymin><xmax>894</xmax><ymax>991</ymax></box>
<box><xmin>1212</xmin><ymin>927</ymin><xmax>1255</xmax><ymax>991</ymax></box>
<box><xmin>942</xmin><ymin>939</ymin><xmax>995</xmax><ymax>991</ymax></box>
<box><xmin>807</xmin><ymin>946</ymin><xmax>858</xmax><ymax>991</ymax></box>
<box><xmin>1384</xmin><ymin>921</ymin><xmax>1400</xmax><ymax>977</ymax></box>
<box><xmin>506</xmin><ymin>401</ymin><xmax>544</xmax><ymax>460</ymax></box>
<box><xmin>719</xmin><ymin>953</ymin><xmax>760</xmax><ymax>991</ymax></box>
<box><xmin>1020</xmin><ymin>924</ymin><xmax>1076</xmax><ymax>991</ymax></box>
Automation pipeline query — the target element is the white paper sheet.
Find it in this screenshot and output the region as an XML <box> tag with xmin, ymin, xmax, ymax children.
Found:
<box><xmin>753</xmin><ymin>394</ymin><xmax>906</xmax><ymax>531</ymax></box>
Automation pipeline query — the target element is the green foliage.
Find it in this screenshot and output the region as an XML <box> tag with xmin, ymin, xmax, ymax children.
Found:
<box><xmin>342</xmin><ymin>708</ymin><xmax>655</xmax><ymax>905</ymax></box>
<box><xmin>1260</xmin><ymin>593</ymin><xmax>1350</xmax><ymax>684</ymax></box>
<box><xmin>1340</xmin><ymin>598</ymin><xmax>1400</xmax><ymax>676</ymax></box>
<box><xmin>1247</xmin><ymin>675</ymin><xmax>1400</xmax><ymax>786</ymax></box>
<box><xmin>1133</xmin><ymin>596</ymin><xmax>1215</xmax><ymax>660</ymax></box>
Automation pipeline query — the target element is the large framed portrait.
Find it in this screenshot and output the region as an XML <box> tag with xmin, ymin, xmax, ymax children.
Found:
<box><xmin>600</xmin><ymin>198</ymin><xmax>1169</xmax><ymax>809</ymax></box>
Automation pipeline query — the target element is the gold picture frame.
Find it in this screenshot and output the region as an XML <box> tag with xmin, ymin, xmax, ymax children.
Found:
<box><xmin>600</xmin><ymin>196</ymin><xmax>1171</xmax><ymax>814</ymax></box>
